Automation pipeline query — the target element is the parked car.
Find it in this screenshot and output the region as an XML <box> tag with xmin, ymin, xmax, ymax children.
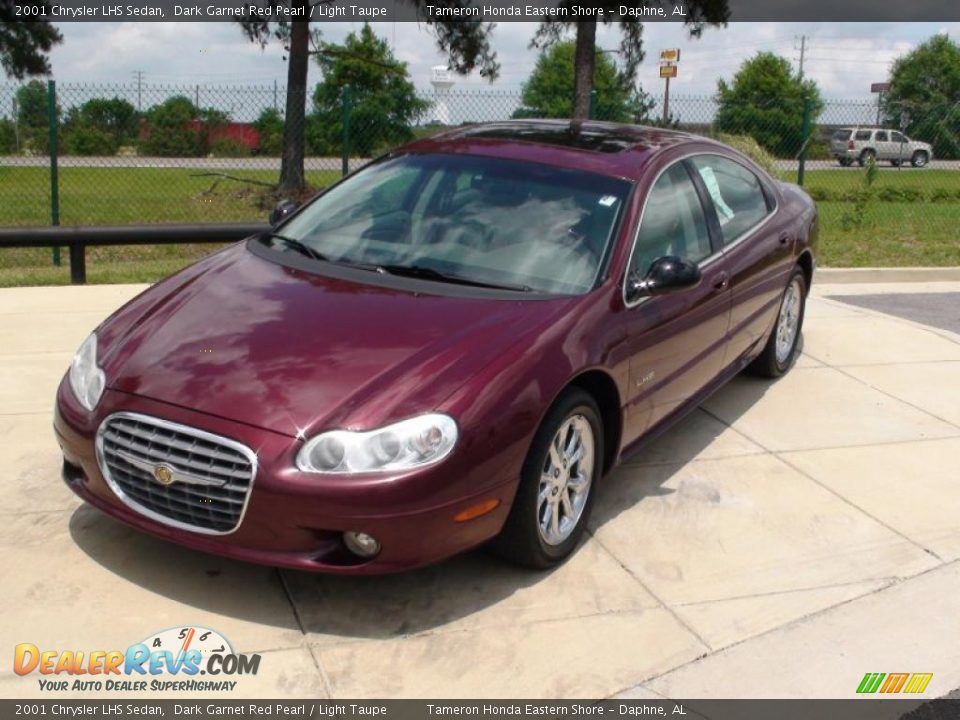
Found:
<box><xmin>830</xmin><ymin>127</ymin><xmax>933</xmax><ymax>167</ymax></box>
<box><xmin>54</xmin><ymin>120</ymin><xmax>818</xmax><ymax>574</ymax></box>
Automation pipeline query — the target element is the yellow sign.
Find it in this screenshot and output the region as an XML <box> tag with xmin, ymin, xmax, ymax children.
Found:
<box><xmin>659</xmin><ymin>65</ymin><xmax>678</xmax><ymax>78</ymax></box>
<box><xmin>660</xmin><ymin>48</ymin><xmax>681</xmax><ymax>63</ymax></box>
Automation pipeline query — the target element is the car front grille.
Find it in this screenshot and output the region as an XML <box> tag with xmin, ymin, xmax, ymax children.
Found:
<box><xmin>96</xmin><ymin>412</ymin><xmax>257</xmax><ymax>535</ymax></box>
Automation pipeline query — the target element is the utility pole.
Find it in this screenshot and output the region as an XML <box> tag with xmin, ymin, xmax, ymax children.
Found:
<box><xmin>795</xmin><ymin>35</ymin><xmax>807</xmax><ymax>79</ymax></box>
<box><xmin>132</xmin><ymin>70</ymin><xmax>145</xmax><ymax>111</ymax></box>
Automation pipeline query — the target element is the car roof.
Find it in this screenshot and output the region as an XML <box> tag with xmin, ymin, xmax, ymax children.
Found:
<box><xmin>398</xmin><ymin>119</ymin><xmax>709</xmax><ymax>182</ymax></box>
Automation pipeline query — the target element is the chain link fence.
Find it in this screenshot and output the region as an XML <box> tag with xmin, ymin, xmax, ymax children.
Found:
<box><xmin>1</xmin><ymin>81</ymin><xmax>958</xmax><ymax>285</ymax></box>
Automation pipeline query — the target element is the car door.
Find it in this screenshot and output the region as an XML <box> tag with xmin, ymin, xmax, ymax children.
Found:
<box><xmin>873</xmin><ymin>130</ymin><xmax>892</xmax><ymax>160</ymax></box>
<box><xmin>620</xmin><ymin>161</ymin><xmax>731</xmax><ymax>446</ymax></box>
<box><xmin>687</xmin><ymin>154</ymin><xmax>793</xmax><ymax>367</ymax></box>
<box><xmin>890</xmin><ymin>131</ymin><xmax>908</xmax><ymax>163</ymax></box>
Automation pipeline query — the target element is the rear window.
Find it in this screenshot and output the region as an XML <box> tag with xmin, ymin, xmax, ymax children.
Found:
<box><xmin>855</xmin><ymin>130</ymin><xmax>872</xmax><ymax>141</ymax></box>
<box><xmin>832</xmin><ymin>130</ymin><xmax>852</xmax><ymax>140</ymax></box>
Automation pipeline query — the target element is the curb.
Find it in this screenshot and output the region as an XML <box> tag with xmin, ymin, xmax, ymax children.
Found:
<box><xmin>817</xmin><ymin>267</ymin><xmax>960</xmax><ymax>284</ymax></box>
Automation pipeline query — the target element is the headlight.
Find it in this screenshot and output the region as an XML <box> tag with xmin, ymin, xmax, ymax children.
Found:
<box><xmin>297</xmin><ymin>414</ymin><xmax>458</xmax><ymax>474</ymax></box>
<box><xmin>69</xmin><ymin>333</ymin><xmax>106</xmax><ymax>411</ymax></box>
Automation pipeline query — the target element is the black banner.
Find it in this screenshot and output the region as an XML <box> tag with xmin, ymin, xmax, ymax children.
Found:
<box><xmin>2</xmin><ymin>699</ymin><xmax>960</xmax><ymax>720</ymax></box>
<box><xmin>11</xmin><ymin>0</ymin><xmax>960</xmax><ymax>23</ymax></box>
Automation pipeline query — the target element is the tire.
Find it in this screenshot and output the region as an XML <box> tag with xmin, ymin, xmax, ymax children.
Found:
<box><xmin>911</xmin><ymin>151</ymin><xmax>929</xmax><ymax>168</ymax></box>
<box><xmin>858</xmin><ymin>149</ymin><xmax>875</xmax><ymax>167</ymax></box>
<box><xmin>838</xmin><ymin>158</ymin><xmax>853</xmax><ymax>167</ymax></box>
<box><xmin>747</xmin><ymin>267</ymin><xmax>807</xmax><ymax>379</ymax></box>
<box><xmin>492</xmin><ymin>388</ymin><xmax>603</xmax><ymax>569</ymax></box>
<box><xmin>890</xmin><ymin>159</ymin><xmax>901</xmax><ymax>167</ymax></box>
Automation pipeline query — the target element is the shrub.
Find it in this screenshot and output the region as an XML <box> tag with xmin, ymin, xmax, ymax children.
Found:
<box><xmin>714</xmin><ymin>133</ymin><xmax>778</xmax><ymax>175</ymax></box>
<box><xmin>210</xmin><ymin>138</ymin><xmax>252</xmax><ymax>158</ymax></box>
<box><xmin>0</xmin><ymin>117</ymin><xmax>16</xmax><ymax>154</ymax></box>
<box><xmin>66</xmin><ymin>125</ymin><xmax>119</xmax><ymax>156</ymax></box>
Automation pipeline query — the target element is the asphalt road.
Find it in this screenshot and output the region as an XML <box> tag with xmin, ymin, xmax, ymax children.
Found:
<box><xmin>828</xmin><ymin>292</ymin><xmax>960</xmax><ymax>336</ymax></box>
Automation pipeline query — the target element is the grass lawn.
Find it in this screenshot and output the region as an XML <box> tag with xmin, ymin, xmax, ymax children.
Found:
<box><xmin>816</xmin><ymin>201</ymin><xmax>960</xmax><ymax>267</ymax></box>
<box><xmin>0</xmin><ymin>165</ymin><xmax>957</xmax><ymax>286</ymax></box>
<box><xmin>779</xmin><ymin>168</ymin><xmax>960</xmax><ymax>193</ymax></box>
<box><xmin>0</xmin><ymin>166</ymin><xmax>342</xmax><ymax>226</ymax></box>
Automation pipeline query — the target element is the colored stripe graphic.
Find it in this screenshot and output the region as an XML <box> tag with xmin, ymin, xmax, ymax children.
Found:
<box><xmin>857</xmin><ymin>673</ymin><xmax>885</xmax><ymax>694</ymax></box>
<box><xmin>857</xmin><ymin>672</ymin><xmax>933</xmax><ymax>694</ymax></box>
<box><xmin>904</xmin><ymin>674</ymin><xmax>934</xmax><ymax>694</ymax></box>
<box><xmin>880</xmin><ymin>673</ymin><xmax>909</xmax><ymax>693</ymax></box>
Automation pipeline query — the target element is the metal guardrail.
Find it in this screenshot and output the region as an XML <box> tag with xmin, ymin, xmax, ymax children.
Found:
<box><xmin>0</xmin><ymin>223</ymin><xmax>268</xmax><ymax>284</ymax></box>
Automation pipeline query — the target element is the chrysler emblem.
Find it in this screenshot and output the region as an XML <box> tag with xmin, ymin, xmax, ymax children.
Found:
<box><xmin>153</xmin><ymin>464</ymin><xmax>175</xmax><ymax>486</ymax></box>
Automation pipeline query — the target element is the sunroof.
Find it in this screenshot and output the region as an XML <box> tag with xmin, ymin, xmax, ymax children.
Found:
<box><xmin>453</xmin><ymin>122</ymin><xmax>649</xmax><ymax>153</ymax></box>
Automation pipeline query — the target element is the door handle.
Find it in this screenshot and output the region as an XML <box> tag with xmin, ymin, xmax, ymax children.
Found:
<box><xmin>778</xmin><ymin>232</ymin><xmax>791</xmax><ymax>246</ymax></box>
<box><xmin>712</xmin><ymin>271</ymin><xmax>730</xmax><ymax>292</ymax></box>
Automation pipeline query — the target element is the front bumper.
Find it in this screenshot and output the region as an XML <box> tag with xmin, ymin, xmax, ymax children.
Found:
<box><xmin>54</xmin><ymin>381</ymin><xmax>515</xmax><ymax>574</ymax></box>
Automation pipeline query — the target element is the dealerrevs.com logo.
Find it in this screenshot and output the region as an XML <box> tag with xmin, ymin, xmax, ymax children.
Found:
<box><xmin>14</xmin><ymin>626</ymin><xmax>261</xmax><ymax>692</ymax></box>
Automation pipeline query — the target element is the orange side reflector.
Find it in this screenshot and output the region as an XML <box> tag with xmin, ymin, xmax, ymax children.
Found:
<box><xmin>454</xmin><ymin>498</ymin><xmax>501</xmax><ymax>523</ymax></box>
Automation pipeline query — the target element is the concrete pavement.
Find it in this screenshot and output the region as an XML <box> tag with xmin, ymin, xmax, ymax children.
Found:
<box><xmin>1</xmin><ymin>280</ymin><xmax>959</xmax><ymax>699</ymax></box>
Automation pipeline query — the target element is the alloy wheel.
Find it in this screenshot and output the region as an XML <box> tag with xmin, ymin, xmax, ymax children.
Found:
<box><xmin>537</xmin><ymin>414</ymin><xmax>595</xmax><ymax>546</ymax></box>
<box><xmin>775</xmin><ymin>277</ymin><xmax>803</xmax><ymax>365</ymax></box>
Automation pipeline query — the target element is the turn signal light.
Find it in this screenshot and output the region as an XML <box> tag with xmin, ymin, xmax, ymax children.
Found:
<box><xmin>454</xmin><ymin>499</ymin><xmax>501</xmax><ymax>523</ymax></box>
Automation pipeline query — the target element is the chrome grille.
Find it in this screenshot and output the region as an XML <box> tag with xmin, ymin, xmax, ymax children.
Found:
<box><xmin>96</xmin><ymin>412</ymin><xmax>256</xmax><ymax>535</ymax></box>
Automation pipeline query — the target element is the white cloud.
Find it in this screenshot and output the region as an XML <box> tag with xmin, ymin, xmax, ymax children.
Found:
<box><xmin>42</xmin><ymin>20</ymin><xmax>960</xmax><ymax>106</ymax></box>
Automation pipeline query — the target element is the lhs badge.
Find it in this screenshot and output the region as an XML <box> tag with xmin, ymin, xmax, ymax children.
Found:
<box><xmin>153</xmin><ymin>464</ymin><xmax>175</xmax><ymax>486</ymax></box>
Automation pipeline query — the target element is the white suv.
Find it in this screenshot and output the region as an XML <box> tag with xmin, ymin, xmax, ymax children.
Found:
<box><xmin>830</xmin><ymin>128</ymin><xmax>933</xmax><ymax>168</ymax></box>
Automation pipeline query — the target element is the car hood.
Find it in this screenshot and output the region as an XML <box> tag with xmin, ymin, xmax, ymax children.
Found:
<box><xmin>100</xmin><ymin>243</ymin><xmax>573</xmax><ymax>437</ymax></box>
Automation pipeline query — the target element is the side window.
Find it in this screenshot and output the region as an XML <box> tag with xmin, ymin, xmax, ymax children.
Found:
<box><xmin>855</xmin><ymin>130</ymin><xmax>872</xmax><ymax>141</ymax></box>
<box><xmin>690</xmin><ymin>156</ymin><xmax>771</xmax><ymax>245</ymax></box>
<box><xmin>891</xmin><ymin>131</ymin><xmax>904</xmax><ymax>143</ymax></box>
<box><xmin>630</xmin><ymin>164</ymin><xmax>712</xmax><ymax>277</ymax></box>
<box><xmin>875</xmin><ymin>130</ymin><xmax>889</xmax><ymax>142</ymax></box>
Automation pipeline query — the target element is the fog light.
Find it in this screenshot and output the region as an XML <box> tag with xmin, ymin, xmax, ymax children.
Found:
<box><xmin>343</xmin><ymin>531</ymin><xmax>380</xmax><ymax>558</ymax></box>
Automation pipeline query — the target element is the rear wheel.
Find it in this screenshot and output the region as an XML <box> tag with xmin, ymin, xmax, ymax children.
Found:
<box><xmin>858</xmin><ymin>149</ymin><xmax>876</xmax><ymax>167</ymax></box>
<box><xmin>911</xmin><ymin>151</ymin><xmax>929</xmax><ymax>168</ymax></box>
<box><xmin>492</xmin><ymin>388</ymin><xmax>603</xmax><ymax>569</ymax></box>
<box><xmin>747</xmin><ymin>267</ymin><xmax>807</xmax><ymax>378</ymax></box>
<box><xmin>838</xmin><ymin>158</ymin><xmax>853</xmax><ymax>167</ymax></box>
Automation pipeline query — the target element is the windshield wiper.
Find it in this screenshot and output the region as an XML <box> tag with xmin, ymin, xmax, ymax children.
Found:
<box><xmin>261</xmin><ymin>232</ymin><xmax>327</xmax><ymax>262</ymax></box>
<box><xmin>374</xmin><ymin>264</ymin><xmax>532</xmax><ymax>293</ymax></box>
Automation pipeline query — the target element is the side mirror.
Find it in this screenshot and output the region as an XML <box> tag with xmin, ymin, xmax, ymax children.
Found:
<box><xmin>627</xmin><ymin>255</ymin><xmax>702</xmax><ymax>301</ymax></box>
<box><xmin>269</xmin><ymin>199</ymin><xmax>298</xmax><ymax>227</ymax></box>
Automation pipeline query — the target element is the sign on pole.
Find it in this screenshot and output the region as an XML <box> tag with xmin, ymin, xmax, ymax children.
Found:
<box><xmin>870</xmin><ymin>82</ymin><xmax>890</xmax><ymax>93</ymax></box>
<box><xmin>659</xmin><ymin>49</ymin><xmax>681</xmax><ymax>63</ymax></box>
<box><xmin>659</xmin><ymin>65</ymin><xmax>678</xmax><ymax>78</ymax></box>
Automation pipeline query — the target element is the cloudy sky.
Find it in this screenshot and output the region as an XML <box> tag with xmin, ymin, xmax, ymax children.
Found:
<box><xmin>42</xmin><ymin>21</ymin><xmax>958</xmax><ymax>102</ymax></box>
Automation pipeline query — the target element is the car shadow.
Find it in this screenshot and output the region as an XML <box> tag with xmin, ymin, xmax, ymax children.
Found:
<box><xmin>68</xmin><ymin>350</ymin><xmax>790</xmax><ymax>641</ymax></box>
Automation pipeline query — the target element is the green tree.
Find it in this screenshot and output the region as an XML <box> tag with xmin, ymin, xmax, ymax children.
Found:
<box><xmin>310</xmin><ymin>24</ymin><xmax>428</xmax><ymax>157</ymax></box>
<box><xmin>237</xmin><ymin>4</ymin><xmax>498</xmax><ymax>194</ymax></box>
<box><xmin>141</xmin><ymin>96</ymin><xmax>227</xmax><ymax>157</ymax></box>
<box><xmin>513</xmin><ymin>40</ymin><xmax>652</xmax><ymax>122</ymax></box>
<box><xmin>64</xmin><ymin>97</ymin><xmax>138</xmax><ymax>155</ymax></box>
<box><xmin>530</xmin><ymin>3</ymin><xmax>728</xmax><ymax>119</ymax></box>
<box><xmin>882</xmin><ymin>34</ymin><xmax>960</xmax><ymax>160</ymax></box>
<box><xmin>0</xmin><ymin>115</ymin><xmax>16</xmax><ymax>153</ymax></box>
<box><xmin>1</xmin><ymin>0</ymin><xmax>61</xmax><ymax>78</ymax></box>
<box><xmin>715</xmin><ymin>52</ymin><xmax>823</xmax><ymax>158</ymax></box>
<box><xmin>14</xmin><ymin>79</ymin><xmax>52</xmax><ymax>153</ymax></box>
<box><xmin>253</xmin><ymin>107</ymin><xmax>284</xmax><ymax>155</ymax></box>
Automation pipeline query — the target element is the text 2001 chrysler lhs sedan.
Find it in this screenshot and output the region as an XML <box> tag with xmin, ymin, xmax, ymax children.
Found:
<box><xmin>55</xmin><ymin>120</ymin><xmax>817</xmax><ymax>573</ymax></box>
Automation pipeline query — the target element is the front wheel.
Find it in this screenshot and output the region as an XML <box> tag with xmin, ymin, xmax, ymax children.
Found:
<box><xmin>911</xmin><ymin>151</ymin><xmax>929</xmax><ymax>168</ymax></box>
<box><xmin>747</xmin><ymin>267</ymin><xmax>807</xmax><ymax>378</ymax></box>
<box><xmin>838</xmin><ymin>158</ymin><xmax>853</xmax><ymax>167</ymax></box>
<box><xmin>492</xmin><ymin>389</ymin><xmax>603</xmax><ymax>569</ymax></box>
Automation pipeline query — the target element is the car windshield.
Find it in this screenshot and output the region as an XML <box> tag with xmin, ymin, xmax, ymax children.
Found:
<box><xmin>272</xmin><ymin>153</ymin><xmax>630</xmax><ymax>295</ymax></box>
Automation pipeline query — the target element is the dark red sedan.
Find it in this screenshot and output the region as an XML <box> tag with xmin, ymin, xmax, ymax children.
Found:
<box><xmin>55</xmin><ymin>120</ymin><xmax>817</xmax><ymax>573</ymax></box>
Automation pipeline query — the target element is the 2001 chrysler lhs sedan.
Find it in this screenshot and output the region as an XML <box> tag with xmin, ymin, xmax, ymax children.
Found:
<box><xmin>55</xmin><ymin>120</ymin><xmax>817</xmax><ymax>573</ymax></box>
